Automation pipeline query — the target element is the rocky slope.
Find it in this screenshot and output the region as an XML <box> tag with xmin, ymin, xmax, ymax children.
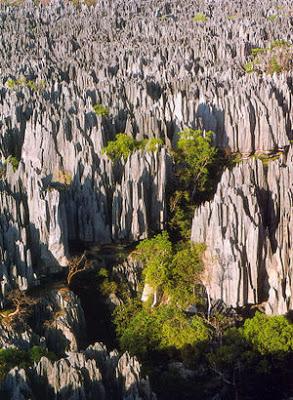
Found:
<box><xmin>0</xmin><ymin>0</ymin><xmax>292</xmax><ymax>397</ymax></box>
<box><xmin>0</xmin><ymin>0</ymin><xmax>292</xmax><ymax>301</ymax></box>
<box><xmin>0</xmin><ymin>287</ymin><xmax>154</xmax><ymax>400</ymax></box>
<box><xmin>2</xmin><ymin>343</ymin><xmax>154</xmax><ymax>400</ymax></box>
<box><xmin>192</xmin><ymin>149</ymin><xmax>293</xmax><ymax>315</ymax></box>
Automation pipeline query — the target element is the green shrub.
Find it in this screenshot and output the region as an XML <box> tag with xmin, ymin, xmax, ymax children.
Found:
<box><xmin>0</xmin><ymin>348</ymin><xmax>29</xmax><ymax>381</ymax></box>
<box><xmin>169</xmin><ymin>242</ymin><xmax>205</xmax><ymax>307</ymax></box>
<box><xmin>6</xmin><ymin>77</ymin><xmax>45</xmax><ymax>92</ymax></box>
<box><xmin>97</xmin><ymin>267</ymin><xmax>118</xmax><ymax>296</ymax></box>
<box><xmin>244</xmin><ymin>40</ymin><xmax>292</xmax><ymax>75</ymax></box>
<box><xmin>168</xmin><ymin>190</ymin><xmax>192</xmax><ymax>240</ymax></box>
<box><xmin>159</xmin><ymin>308</ymin><xmax>210</xmax><ymax>349</ymax></box>
<box><xmin>4</xmin><ymin>155</ymin><xmax>20</xmax><ymax>172</ymax></box>
<box><xmin>251</xmin><ymin>47</ymin><xmax>267</xmax><ymax>57</ymax></box>
<box><xmin>116</xmin><ymin>304</ymin><xmax>210</xmax><ymax>358</ymax></box>
<box><xmin>267</xmin><ymin>14</ymin><xmax>278</xmax><ymax>22</ymax></box>
<box><xmin>135</xmin><ymin>231</ymin><xmax>173</xmax><ymax>290</ymax></box>
<box><xmin>134</xmin><ymin>233</ymin><xmax>205</xmax><ymax>306</ymax></box>
<box><xmin>243</xmin><ymin>61</ymin><xmax>255</xmax><ymax>73</ymax></box>
<box><xmin>102</xmin><ymin>135</ymin><xmax>164</xmax><ymax>161</ymax></box>
<box><xmin>93</xmin><ymin>103</ymin><xmax>109</xmax><ymax>117</ymax></box>
<box><xmin>176</xmin><ymin>129</ymin><xmax>218</xmax><ymax>193</ymax></box>
<box><xmin>112</xmin><ymin>299</ymin><xmax>142</xmax><ymax>337</ymax></box>
<box><xmin>267</xmin><ymin>56</ymin><xmax>283</xmax><ymax>74</ymax></box>
<box><xmin>243</xmin><ymin>312</ymin><xmax>293</xmax><ymax>355</ymax></box>
<box><xmin>270</xmin><ymin>39</ymin><xmax>291</xmax><ymax>49</ymax></box>
<box><xmin>102</xmin><ymin>133</ymin><xmax>137</xmax><ymax>161</ymax></box>
<box><xmin>29</xmin><ymin>346</ymin><xmax>57</xmax><ymax>363</ymax></box>
<box><xmin>192</xmin><ymin>13</ymin><xmax>208</xmax><ymax>23</ymax></box>
<box><xmin>119</xmin><ymin>307</ymin><xmax>161</xmax><ymax>357</ymax></box>
<box><xmin>227</xmin><ymin>15</ymin><xmax>238</xmax><ymax>20</ymax></box>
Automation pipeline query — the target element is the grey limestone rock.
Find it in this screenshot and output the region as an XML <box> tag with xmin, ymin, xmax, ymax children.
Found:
<box><xmin>0</xmin><ymin>0</ymin><xmax>292</xmax><ymax>306</ymax></box>
<box><xmin>192</xmin><ymin>149</ymin><xmax>293</xmax><ymax>314</ymax></box>
<box><xmin>1</xmin><ymin>342</ymin><xmax>154</xmax><ymax>400</ymax></box>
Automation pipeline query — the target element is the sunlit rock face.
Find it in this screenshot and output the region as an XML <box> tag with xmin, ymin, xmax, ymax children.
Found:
<box><xmin>0</xmin><ymin>0</ymin><xmax>292</xmax><ymax>308</ymax></box>
<box><xmin>2</xmin><ymin>343</ymin><xmax>155</xmax><ymax>400</ymax></box>
<box><xmin>192</xmin><ymin>149</ymin><xmax>293</xmax><ymax>315</ymax></box>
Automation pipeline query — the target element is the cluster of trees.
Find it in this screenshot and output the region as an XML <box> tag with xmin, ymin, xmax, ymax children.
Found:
<box><xmin>134</xmin><ymin>231</ymin><xmax>205</xmax><ymax>308</ymax></box>
<box><xmin>114</xmin><ymin>303</ymin><xmax>211</xmax><ymax>360</ymax></box>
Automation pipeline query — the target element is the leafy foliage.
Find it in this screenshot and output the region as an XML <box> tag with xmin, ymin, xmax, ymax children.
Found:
<box><xmin>135</xmin><ymin>231</ymin><xmax>173</xmax><ymax>290</ymax></box>
<box><xmin>97</xmin><ymin>267</ymin><xmax>118</xmax><ymax>296</ymax></box>
<box><xmin>243</xmin><ymin>312</ymin><xmax>293</xmax><ymax>354</ymax></box>
<box><xmin>4</xmin><ymin>155</ymin><xmax>20</xmax><ymax>172</ymax></box>
<box><xmin>176</xmin><ymin>129</ymin><xmax>218</xmax><ymax>194</ymax></box>
<box><xmin>140</xmin><ymin>137</ymin><xmax>163</xmax><ymax>152</ymax></box>
<box><xmin>93</xmin><ymin>103</ymin><xmax>109</xmax><ymax>117</ymax></box>
<box><xmin>115</xmin><ymin>304</ymin><xmax>210</xmax><ymax>359</ymax></box>
<box><xmin>134</xmin><ymin>233</ymin><xmax>205</xmax><ymax>308</ymax></box>
<box><xmin>102</xmin><ymin>134</ymin><xmax>137</xmax><ymax>161</ymax></box>
<box><xmin>243</xmin><ymin>40</ymin><xmax>292</xmax><ymax>75</ymax></box>
<box><xmin>192</xmin><ymin>13</ymin><xmax>208</xmax><ymax>23</ymax></box>
<box><xmin>102</xmin><ymin>134</ymin><xmax>164</xmax><ymax>161</ymax></box>
<box><xmin>6</xmin><ymin>77</ymin><xmax>45</xmax><ymax>92</ymax></box>
<box><xmin>170</xmin><ymin>242</ymin><xmax>206</xmax><ymax>307</ymax></box>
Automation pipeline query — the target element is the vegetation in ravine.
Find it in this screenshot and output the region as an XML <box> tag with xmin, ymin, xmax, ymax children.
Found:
<box><xmin>107</xmin><ymin>126</ymin><xmax>293</xmax><ymax>399</ymax></box>
<box><xmin>169</xmin><ymin>128</ymin><xmax>224</xmax><ymax>240</ymax></box>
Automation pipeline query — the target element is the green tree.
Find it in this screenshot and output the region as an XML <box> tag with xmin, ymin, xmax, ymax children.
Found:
<box><xmin>243</xmin><ymin>312</ymin><xmax>293</xmax><ymax>355</ymax></box>
<box><xmin>102</xmin><ymin>133</ymin><xmax>137</xmax><ymax>161</ymax></box>
<box><xmin>170</xmin><ymin>242</ymin><xmax>205</xmax><ymax>307</ymax></box>
<box><xmin>134</xmin><ymin>231</ymin><xmax>173</xmax><ymax>290</ymax></box>
<box><xmin>160</xmin><ymin>308</ymin><xmax>210</xmax><ymax>349</ymax></box>
<box><xmin>176</xmin><ymin>129</ymin><xmax>218</xmax><ymax>195</ymax></box>
<box><xmin>119</xmin><ymin>308</ymin><xmax>161</xmax><ymax>357</ymax></box>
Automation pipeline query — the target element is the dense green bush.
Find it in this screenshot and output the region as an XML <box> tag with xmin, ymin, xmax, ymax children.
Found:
<box><xmin>102</xmin><ymin>134</ymin><xmax>137</xmax><ymax>161</ymax></box>
<box><xmin>141</xmin><ymin>138</ymin><xmax>163</xmax><ymax>152</ymax></box>
<box><xmin>93</xmin><ymin>103</ymin><xmax>109</xmax><ymax>117</ymax></box>
<box><xmin>135</xmin><ymin>231</ymin><xmax>173</xmax><ymax>290</ymax></box>
<box><xmin>6</xmin><ymin>77</ymin><xmax>45</xmax><ymax>92</ymax></box>
<box><xmin>115</xmin><ymin>304</ymin><xmax>210</xmax><ymax>358</ymax></box>
<box><xmin>244</xmin><ymin>40</ymin><xmax>292</xmax><ymax>75</ymax></box>
<box><xmin>134</xmin><ymin>232</ymin><xmax>204</xmax><ymax>306</ymax></box>
<box><xmin>4</xmin><ymin>155</ymin><xmax>20</xmax><ymax>172</ymax></box>
<box><xmin>170</xmin><ymin>242</ymin><xmax>206</xmax><ymax>307</ymax></box>
<box><xmin>96</xmin><ymin>267</ymin><xmax>118</xmax><ymax>296</ymax></box>
<box><xmin>192</xmin><ymin>13</ymin><xmax>208</xmax><ymax>23</ymax></box>
<box><xmin>176</xmin><ymin>129</ymin><xmax>218</xmax><ymax>194</ymax></box>
<box><xmin>102</xmin><ymin>134</ymin><xmax>164</xmax><ymax>161</ymax></box>
<box><xmin>243</xmin><ymin>312</ymin><xmax>293</xmax><ymax>354</ymax></box>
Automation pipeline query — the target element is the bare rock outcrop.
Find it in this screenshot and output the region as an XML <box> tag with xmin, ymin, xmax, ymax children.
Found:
<box><xmin>192</xmin><ymin>149</ymin><xmax>293</xmax><ymax>314</ymax></box>
<box><xmin>1</xmin><ymin>342</ymin><xmax>155</xmax><ymax>400</ymax></box>
<box><xmin>0</xmin><ymin>0</ymin><xmax>292</xmax><ymax>304</ymax></box>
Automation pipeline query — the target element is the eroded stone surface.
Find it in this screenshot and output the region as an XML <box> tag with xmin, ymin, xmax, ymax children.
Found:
<box><xmin>192</xmin><ymin>150</ymin><xmax>293</xmax><ymax>314</ymax></box>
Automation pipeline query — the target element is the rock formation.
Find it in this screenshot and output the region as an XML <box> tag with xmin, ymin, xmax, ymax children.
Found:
<box><xmin>2</xmin><ymin>343</ymin><xmax>154</xmax><ymax>400</ymax></box>
<box><xmin>192</xmin><ymin>149</ymin><xmax>293</xmax><ymax>314</ymax></box>
<box><xmin>0</xmin><ymin>0</ymin><xmax>292</xmax><ymax>302</ymax></box>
